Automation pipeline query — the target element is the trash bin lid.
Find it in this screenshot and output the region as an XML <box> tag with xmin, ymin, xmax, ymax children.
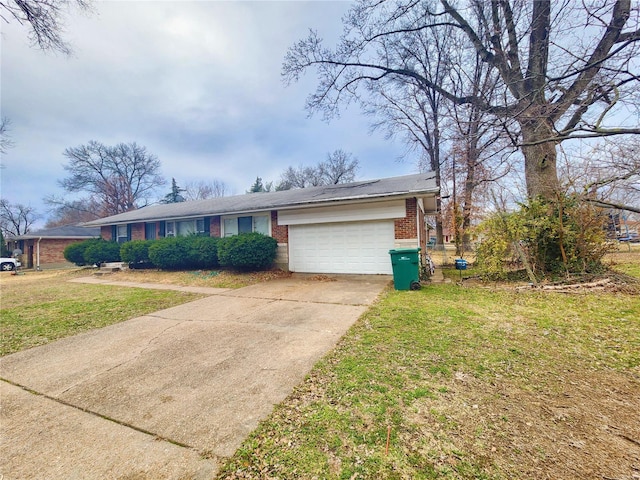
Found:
<box><xmin>388</xmin><ymin>247</ymin><xmax>421</xmax><ymax>254</ymax></box>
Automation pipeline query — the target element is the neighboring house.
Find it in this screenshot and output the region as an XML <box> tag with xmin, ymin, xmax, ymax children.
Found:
<box><xmin>84</xmin><ymin>173</ymin><xmax>439</xmax><ymax>275</ymax></box>
<box><xmin>7</xmin><ymin>225</ymin><xmax>101</xmax><ymax>269</ymax></box>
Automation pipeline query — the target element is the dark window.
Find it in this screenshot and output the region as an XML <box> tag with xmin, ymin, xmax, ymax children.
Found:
<box><xmin>145</xmin><ymin>223</ymin><xmax>156</xmax><ymax>240</ymax></box>
<box><xmin>238</xmin><ymin>216</ymin><xmax>253</xmax><ymax>234</ymax></box>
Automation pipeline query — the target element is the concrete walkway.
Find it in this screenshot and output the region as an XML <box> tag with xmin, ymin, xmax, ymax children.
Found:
<box><xmin>0</xmin><ymin>274</ymin><xmax>390</xmax><ymax>479</ymax></box>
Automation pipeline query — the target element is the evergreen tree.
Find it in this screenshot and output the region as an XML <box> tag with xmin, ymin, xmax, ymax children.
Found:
<box><xmin>161</xmin><ymin>178</ymin><xmax>186</xmax><ymax>203</ymax></box>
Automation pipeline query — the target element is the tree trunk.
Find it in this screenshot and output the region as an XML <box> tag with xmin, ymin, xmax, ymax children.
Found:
<box><xmin>520</xmin><ymin>120</ymin><xmax>560</xmax><ymax>200</ymax></box>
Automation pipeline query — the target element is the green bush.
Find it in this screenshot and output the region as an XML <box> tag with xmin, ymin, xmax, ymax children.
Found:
<box><xmin>183</xmin><ymin>236</ymin><xmax>219</xmax><ymax>269</ymax></box>
<box><xmin>148</xmin><ymin>237</ymin><xmax>190</xmax><ymax>270</ymax></box>
<box><xmin>120</xmin><ymin>240</ymin><xmax>154</xmax><ymax>268</ymax></box>
<box><xmin>64</xmin><ymin>238</ymin><xmax>102</xmax><ymax>266</ymax></box>
<box><xmin>147</xmin><ymin>236</ymin><xmax>219</xmax><ymax>270</ymax></box>
<box><xmin>217</xmin><ymin>232</ymin><xmax>277</xmax><ymax>271</ymax></box>
<box><xmin>474</xmin><ymin>195</ymin><xmax>612</xmax><ymax>281</ymax></box>
<box><xmin>83</xmin><ymin>240</ymin><xmax>122</xmax><ymax>265</ymax></box>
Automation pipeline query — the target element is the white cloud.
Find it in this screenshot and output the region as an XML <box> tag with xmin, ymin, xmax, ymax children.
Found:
<box><xmin>0</xmin><ymin>1</ymin><xmax>417</xmax><ymax>227</ymax></box>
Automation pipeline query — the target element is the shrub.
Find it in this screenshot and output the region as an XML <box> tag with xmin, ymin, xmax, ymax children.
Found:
<box><xmin>474</xmin><ymin>195</ymin><xmax>613</xmax><ymax>281</ymax></box>
<box><xmin>148</xmin><ymin>237</ymin><xmax>190</xmax><ymax>270</ymax></box>
<box><xmin>217</xmin><ymin>232</ymin><xmax>277</xmax><ymax>271</ymax></box>
<box><xmin>183</xmin><ymin>235</ymin><xmax>219</xmax><ymax>269</ymax></box>
<box><xmin>120</xmin><ymin>240</ymin><xmax>154</xmax><ymax>269</ymax></box>
<box><xmin>64</xmin><ymin>238</ymin><xmax>102</xmax><ymax>266</ymax></box>
<box><xmin>147</xmin><ymin>236</ymin><xmax>219</xmax><ymax>270</ymax></box>
<box><xmin>83</xmin><ymin>240</ymin><xmax>121</xmax><ymax>265</ymax></box>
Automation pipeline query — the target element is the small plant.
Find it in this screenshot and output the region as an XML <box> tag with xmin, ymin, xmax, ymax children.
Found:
<box><xmin>217</xmin><ymin>232</ymin><xmax>277</xmax><ymax>271</ymax></box>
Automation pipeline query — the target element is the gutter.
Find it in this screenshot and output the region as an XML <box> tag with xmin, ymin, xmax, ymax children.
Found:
<box><xmin>85</xmin><ymin>190</ymin><xmax>440</xmax><ymax>226</ymax></box>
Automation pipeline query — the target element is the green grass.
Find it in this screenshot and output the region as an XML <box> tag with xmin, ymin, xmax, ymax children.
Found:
<box><xmin>217</xmin><ymin>283</ymin><xmax>640</xmax><ymax>479</ymax></box>
<box><xmin>0</xmin><ymin>274</ymin><xmax>202</xmax><ymax>356</ymax></box>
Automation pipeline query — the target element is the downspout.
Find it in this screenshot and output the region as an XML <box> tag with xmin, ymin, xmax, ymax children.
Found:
<box><xmin>417</xmin><ymin>198</ymin><xmax>427</xmax><ymax>268</ymax></box>
<box><xmin>36</xmin><ymin>237</ymin><xmax>42</xmax><ymax>271</ymax></box>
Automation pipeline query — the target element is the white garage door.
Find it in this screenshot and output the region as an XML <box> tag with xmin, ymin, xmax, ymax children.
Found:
<box><xmin>289</xmin><ymin>221</ymin><xmax>395</xmax><ymax>274</ymax></box>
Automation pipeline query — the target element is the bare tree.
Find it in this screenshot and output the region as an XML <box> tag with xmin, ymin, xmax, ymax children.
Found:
<box><xmin>184</xmin><ymin>180</ymin><xmax>228</xmax><ymax>200</ymax></box>
<box><xmin>44</xmin><ymin>198</ymin><xmax>102</xmax><ymax>227</ymax></box>
<box><xmin>283</xmin><ymin>0</ymin><xmax>640</xmax><ymax>203</ymax></box>
<box><xmin>0</xmin><ymin>199</ymin><xmax>39</xmax><ymax>236</ymax></box>
<box><xmin>277</xmin><ymin>150</ymin><xmax>359</xmax><ymax>190</ymax></box>
<box><xmin>0</xmin><ymin>117</ymin><xmax>14</xmax><ymax>156</ymax></box>
<box><xmin>563</xmin><ymin>137</ymin><xmax>640</xmax><ymax>214</ymax></box>
<box><xmin>58</xmin><ymin>140</ymin><xmax>166</xmax><ymax>216</ymax></box>
<box><xmin>0</xmin><ymin>0</ymin><xmax>92</xmax><ymax>54</ymax></box>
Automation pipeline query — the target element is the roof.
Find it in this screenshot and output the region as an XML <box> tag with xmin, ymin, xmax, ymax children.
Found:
<box><xmin>84</xmin><ymin>172</ymin><xmax>439</xmax><ymax>227</ymax></box>
<box><xmin>9</xmin><ymin>225</ymin><xmax>101</xmax><ymax>240</ymax></box>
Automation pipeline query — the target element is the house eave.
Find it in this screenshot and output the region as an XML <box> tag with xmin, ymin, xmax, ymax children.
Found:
<box><xmin>89</xmin><ymin>190</ymin><xmax>438</xmax><ymax>226</ymax></box>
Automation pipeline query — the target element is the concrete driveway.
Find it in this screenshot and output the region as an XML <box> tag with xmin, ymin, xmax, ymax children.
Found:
<box><xmin>0</xmin><ymin>274</ymin><xmax>389</xmax><ymax>479</ymax></box>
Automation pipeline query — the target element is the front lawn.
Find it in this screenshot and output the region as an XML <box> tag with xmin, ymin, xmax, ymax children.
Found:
<box><xmin>218</xmin><ymin>263</ymin><xmax>640</xmax><ymax>478</ymax></box>
<box><xmin>0</xmin><ymin>270</ymin><xmax>203</xmax><ymax>356</ymax></box>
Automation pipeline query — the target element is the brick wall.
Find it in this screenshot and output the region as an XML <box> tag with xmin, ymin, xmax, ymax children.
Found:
<box><xmin>131</xmin><ymin>223</ymin><xmax>145</xmax><ymax>241</ymax></box>
<box><xmin>39</xmin><ymin>239</ymin><xmax>87</xmax><ymax>264</ymax></box>
<box><xmin>394</xmin><ymin>198</ymin><xmax>418</xmax><ymax>239</ymax></box>
<box><xmin>271</xmin><ymin>211</ymin><xmax>288</xmax><ymax>243</ymax></box>
<box><xmin>101</xmin><ymin>225</ymin><xmax>112</xmax><ymax>240</ymax></box>
<box><xmin>210</xmin><ymin>216</ymin><xmax>221</xmax><ymax>237</ymax></box>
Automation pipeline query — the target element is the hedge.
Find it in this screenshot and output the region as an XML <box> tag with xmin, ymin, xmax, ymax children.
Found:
<box><xmin>217</xmin><ymin>232</ymin><xmax>277</xmax><ymax>271</ymax></box>
<box><xmin>83</xmin><ymin>240</ymin><xmax>122</xmax><ymax>265</ymax></box>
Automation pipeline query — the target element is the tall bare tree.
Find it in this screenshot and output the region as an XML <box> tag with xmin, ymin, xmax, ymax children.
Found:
<box><xmin>0</xmin><ymin>199</ymin><xmax>39</xmax><ymax>236</ymax></box>
<box><xmin>56</xmin><ymin>140</ymin><xmax>166</xmax><ymax>216</ymax></box>
<box><xmin>184</xmin><ymin>180</ymin><xmax>228</xmax><ymax>200</ymax></box>
<box><xmin>44</xmin><ymin>198</ymin><xmax>102</xmax><ymax>227</ymax></box>
<box><xmin>0</xmin><ymin>0</ymin><xmax>92</xmax><ymax>54</ymax></box>
<box><xmin>277</xmin><ymin>149</ymin><xmax>359</xmax><ymax>190</ymax></box>
<box><xmin>283</xmin><ymin>0</ymin><xmax>640</xmax><ymax>204</ymax></box>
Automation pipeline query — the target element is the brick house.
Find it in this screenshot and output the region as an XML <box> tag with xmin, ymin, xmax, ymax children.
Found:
<box><xmin>84</xmin><ymin>173</ymin><xmax>439</xmax><ymax>275</ymax></box>
<box><xmin>7</xmin><ymin>225</ymin><xmax>100</xmax><ymax>269</ymax></box>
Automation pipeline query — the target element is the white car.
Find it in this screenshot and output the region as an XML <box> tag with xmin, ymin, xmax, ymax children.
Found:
<box><xmin>0</xmin><ymin>257</ymin><xmax>20</xmax><ymax>271</ymax></box>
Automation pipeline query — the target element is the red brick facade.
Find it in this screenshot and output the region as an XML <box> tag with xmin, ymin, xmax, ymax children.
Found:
<box><xmin>11</xmin><ymin>238</ymin><xmax>95</xmax><ymax>268</ymax></box>
<box><xmin>131</xmin><ymin>223</ymin><xmax>145</xmax><ymax>241</ymax></box>
<box><xmin>101</xmin><ymin>225</ymin><xmax>112</xmax><ymax>241</ymax></box>
<box><xmin>394</xmin><ymin>198</ymin><xmax>418</xmax><ymax>239</ymax></box>
<box><xmin>271</xmin><ymin>211</ymin><xmax>288</xmax><ymax>243</ymax></box>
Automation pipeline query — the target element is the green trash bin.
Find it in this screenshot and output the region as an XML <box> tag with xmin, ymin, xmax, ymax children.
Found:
<box><xmin>388</xmin><ymin>248</ymin><xmax>421</xmax><ymax>290</ymax></box>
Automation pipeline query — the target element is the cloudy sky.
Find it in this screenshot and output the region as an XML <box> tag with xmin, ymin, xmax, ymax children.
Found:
<box><xmin>1</xmin><ymin>1</ymin><xmax>418</xmax><ymax>227</ymax></box>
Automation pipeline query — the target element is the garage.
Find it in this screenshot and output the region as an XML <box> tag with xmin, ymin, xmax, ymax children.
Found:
<box><xmin>288</xmin><ymin>220</ymin><xmax>395</xmax><ymax>274</ymax></box>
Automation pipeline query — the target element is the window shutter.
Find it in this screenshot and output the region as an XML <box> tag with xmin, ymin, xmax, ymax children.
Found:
<box><xmin>126</xmin><ymin>224</ymin><xmax>132</xmax><ymax>241</ymax></box>
<box><xmin>204</xmin><ymin>217</ymin><xmax>211</xmax><ymax>235</ymax></box>
<box><xmin>159</xmin><ymin>221</ymin><xmax>166</xmax><ymax>237</ymax></box>
<box><xmin>111</xmin><ymin>225</ymin><xmax>117</xmax><ymax>241</ymax></box>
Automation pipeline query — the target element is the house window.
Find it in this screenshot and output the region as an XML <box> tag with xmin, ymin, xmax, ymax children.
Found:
<box><xmin>222</xmin><ymin>215</ymin><xmax>269</xmax><ymax>237</ymax></box>
<box><xmin>177</xmin><ymin>220</ymin><xmax>195</xmax><ymax>236</ymax></box>
<box><xmin>164</xmin><ymin>218</ymin><xmax>206</xmax><ymax>237</ymax></box>
<box><xmin>116</xmin><ymin>225</ymin><xmax>128</xmax><ymax>244</ymax></box>
<box><xmin>145</xmin><ymin>223</ymin><xmax>156</xmax><ymax>240</ymax></box>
